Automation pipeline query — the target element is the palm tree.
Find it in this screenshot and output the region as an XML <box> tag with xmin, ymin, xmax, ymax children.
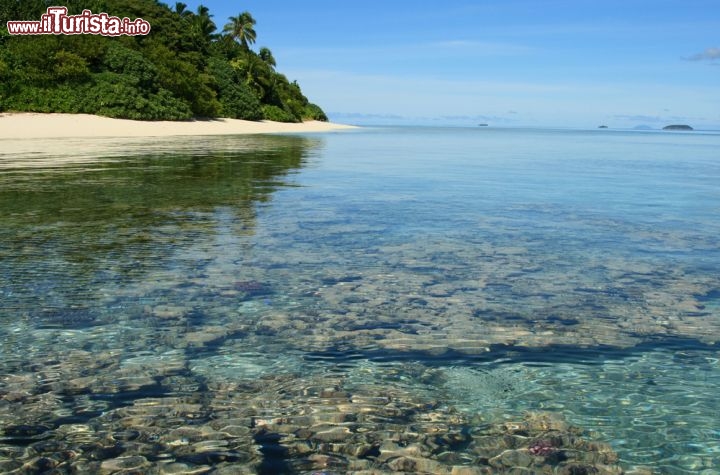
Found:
<box><xmin>258</xmin><ymin>47</ymin><xmax>276</xmax><ymax>69</ymax></box>
<box><xmin>195</xmin><ymin>5</ymin><xmax>217</xmax><ymax>41</ymax></box>
<box><xmin>174</xmin><ymin>2</ymin><xmax>191</xmax><ymax>17</ymax></box>
<box><xmin>230</xmin><ymin>52</ymin><xmax>274</xmax><ymax>100</ymax></box>
<box><xmin>224</xmin><ymin>11</ymin><xmax>257</xmax><ymax>50</ymax></box>
<box><xmin>191</xmin><ymin>4</ymin><xmax>217</xmax><ymax>44</ymax></box>
<box><xmin>196</xmin><ymin>4</ymin><xmax>211</xmax><ymax>18</ymax></box>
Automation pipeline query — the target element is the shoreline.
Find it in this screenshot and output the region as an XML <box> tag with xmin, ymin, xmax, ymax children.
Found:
<box><xmin>0</xmin><ymin>112</ymin><xmax>356</xmax><ymax>139</ymax></box>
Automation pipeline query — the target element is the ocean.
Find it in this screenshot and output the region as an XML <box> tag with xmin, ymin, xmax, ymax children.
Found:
<box><xmin>1</xmin><ymin>126</ymin><xmax>718</xmax><ymax>473</ymax></box>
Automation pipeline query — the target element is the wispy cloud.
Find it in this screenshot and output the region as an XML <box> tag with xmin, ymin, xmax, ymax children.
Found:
<box><xmin>684</xmin><ymin>47</ymin><xmax>720</xmax><ymax>61</ymax></box>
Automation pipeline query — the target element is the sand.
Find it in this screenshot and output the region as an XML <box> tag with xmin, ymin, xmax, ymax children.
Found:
<box><xmin>0</xmin><ymin>112</ymin><xmax>356</xmax><ymax>139</ymax></box>
<box><xmin>0</xmin><ymin>113</ymin><xmax>356</xmax><ymax>167</ymax></box>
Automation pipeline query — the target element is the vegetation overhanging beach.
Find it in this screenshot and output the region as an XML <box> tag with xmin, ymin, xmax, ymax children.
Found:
<box><xmin>0</xmin><ymin>1</ymin><xmax>329</xmax><ymax>123</ymax></box>
<box><xmin>0</xmin><ymin>112</ymin><xmax>355</xmax><ymax>140</ymax></box>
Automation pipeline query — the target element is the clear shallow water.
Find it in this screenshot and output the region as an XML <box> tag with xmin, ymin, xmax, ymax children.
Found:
<box><xmin>0</xmin><ymin>128</ymin><xmax>719</xmax><ymax>474</ymax></box>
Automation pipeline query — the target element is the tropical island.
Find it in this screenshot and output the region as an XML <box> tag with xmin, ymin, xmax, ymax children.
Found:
<box><xmin>0</xmin><ymin>1</ymin><xmax>327</xmax><ymax>123</ymax></box>
<box><xmin>662</xmin><ymin>124</ymin><xmax>694</xmax><ymax>131</ymax></box>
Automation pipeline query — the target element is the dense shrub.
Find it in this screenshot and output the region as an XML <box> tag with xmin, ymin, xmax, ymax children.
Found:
<box><xmin>261</xmin><ymin>104</ymin><xmax>298</xmax><ymax>123</ymax></box>
<box><xmin>208</xmin><ymin>57</ymin><xmax>262</xmax><ymax>120</ymax></box>
<box><xmin>82</xmin><ymin>74</ymin><xmax>192</xmax><ymax>120</ymax></box>
<box><xmin>303</xmin><ymin>103</ymin><xmax>329</xmax><ymax>121</ymax></box>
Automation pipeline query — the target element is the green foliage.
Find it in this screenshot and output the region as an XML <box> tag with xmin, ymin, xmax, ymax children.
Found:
<box><xmin>0</xmin><ymin>0</ymin><xmax>327</xmax><ymax>121</ymax></box>
<box><xmin>261</xmin><ymin>104</ymin><xmax>298</xmax><ymax>123</ymax></box>
<box><xmin>221</xmin><ymin>82</ymin><xmax>262</xmax><ymax>120</ymax></box>
<box><xmin>3</xmin><ymin>85</ymin><xmax>84</xmax><ymax>113</ymax></box>
<box><xmin>0</xmin><ymin>0</ymin><xmax>47</xmax><ymax>21</ymax></box>
<box><xmin>3</xmin><ymin>35</ymin><xmax>61</xmax><ymax>85</ymax></box>
<box><xmin>207</xmin><ymin>57</ymin><xmax>262</xmax><ymax>120</ymax></box>
<box><xmin>102</xmin><ymin>43</ymin><xmax>157</xmax><ymax>87</ymax></box>
<box><xmin>2</xmin><ymin>75</ymin><xmax>192</xmax><ymax>120</ymax></box>
<box><xmin>59</xmin><ymin>34</ymin><xmax>109</xmax><ymax>67</ymax></box>
<box><xmin>224</xmin><ymin>11</ymin><xmax>256</xmax><ymax>50</ymax></box>
<box><xmin>303</xmin><ymin>103</ymin><xmax>329</xmax><ymax>122</ymax></box>
<box><xmin>258</xmin><ymin>47</ymin><xmax>276</xmax><ymax>68</ymax></box>
<box><xmin>54</xmin><ymin>51</ymin><xmax>90</xmax><ymax>82</ymax></box>
<box><xmin>82</xmin><ymin>73</ymin><xmax>192</xmax><ymax>120</ymax></box>
<box><xmin>148</xmin><ymin>47</ymin><xmax>220</xmax><ymax>117</ymax></box>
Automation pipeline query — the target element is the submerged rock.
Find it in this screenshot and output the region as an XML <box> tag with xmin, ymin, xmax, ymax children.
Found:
<box><xmin>0</xmin><ymin>357</ymin><xmax>627</xmax><ymax>474</ymax></box>
<box><xmin>100</xmin><ymin>455</ymin><xmax>151</xmax><ymax>473</ymax></box>
<box><xmin>233</xmin><ymin>280</ymin><xmax>272</xmax><ymax>297</ymax></box>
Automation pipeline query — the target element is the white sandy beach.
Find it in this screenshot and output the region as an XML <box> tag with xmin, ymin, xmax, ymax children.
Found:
<box><xmin>0</xmin><ymin>112</ymin><xmax>355</xmax><ymax>139</ymax></box>
<box><xmin>0</xmin><ymin>113</ymin><xmax>356</xmax><ymax>167</ymax></box>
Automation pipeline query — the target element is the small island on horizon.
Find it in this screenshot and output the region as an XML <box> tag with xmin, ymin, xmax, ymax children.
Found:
<box><xmin>662</xmin><ymin>124</ymin><xmax>694</xmax><ymax>131</ymax></box>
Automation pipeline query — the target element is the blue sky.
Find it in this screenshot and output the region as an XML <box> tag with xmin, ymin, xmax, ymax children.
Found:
<box><xmin>185</xmin><ymin>1</ymin><xmax>719</xmax><ymax>128</ymax></box>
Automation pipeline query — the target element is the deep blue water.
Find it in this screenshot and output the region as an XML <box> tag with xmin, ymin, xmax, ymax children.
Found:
<box><xmin>0</xmin><ymin>127</ymin><xmax>718</xmax><ymax>473</ymax></box>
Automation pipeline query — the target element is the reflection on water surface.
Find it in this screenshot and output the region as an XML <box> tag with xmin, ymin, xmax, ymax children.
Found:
<box><xmin>1</xmin><ymin>129</ymin><xmax>718</xmax><ymax>474</ymax></box>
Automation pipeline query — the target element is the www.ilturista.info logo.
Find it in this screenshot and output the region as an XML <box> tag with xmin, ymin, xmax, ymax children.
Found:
<box><xmin>6</xmin><ymin>7</ymin><xmax>151</xmax><ymax>36</ymax></box>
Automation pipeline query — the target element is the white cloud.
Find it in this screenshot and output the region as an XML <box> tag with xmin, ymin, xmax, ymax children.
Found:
<box><xmin>684</xmin><ymin>47</ymin><xmax>720</xmax><ymax>61</ymax></box>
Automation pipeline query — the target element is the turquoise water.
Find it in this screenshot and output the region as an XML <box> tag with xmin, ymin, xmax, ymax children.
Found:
<box><xmin>0</xmin><ymin>128</ymin><xmax>718</xmax><ymax>474</ymax></box>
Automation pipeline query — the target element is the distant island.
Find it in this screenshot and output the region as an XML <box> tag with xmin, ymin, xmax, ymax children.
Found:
<box><xmin>478</xmin><ymin>123</ymin><xmax>489</xmax><ymax>127</ymax></box>
<box><xmin>598</xmin><ymin>125</ymin><xmax>608</xmax><ymax>129</ymax></box>
<box><xmin>662</xmin><ymin>124</ymin><xmax>694</xmax><ymax>131</ymax></box>
<box><xmin>0</xmin><ymin>1</ymin><xmax>327</xmax><ymax>122</ymax></box>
